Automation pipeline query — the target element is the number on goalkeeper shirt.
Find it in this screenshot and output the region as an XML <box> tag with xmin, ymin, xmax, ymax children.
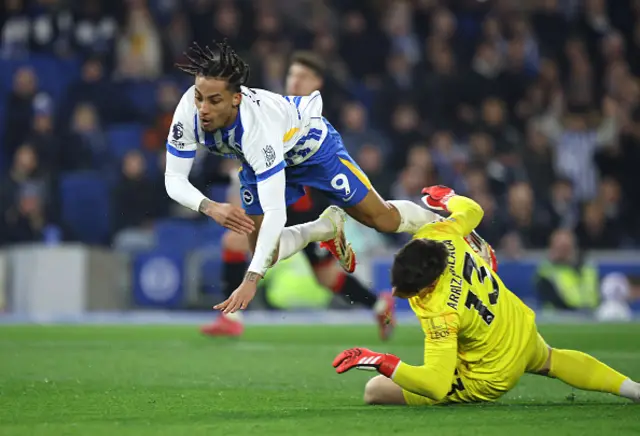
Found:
<box><xmin>462</xmin><ymin>252</ymin><xmax>500</xmax><ymax>325</ymax></box>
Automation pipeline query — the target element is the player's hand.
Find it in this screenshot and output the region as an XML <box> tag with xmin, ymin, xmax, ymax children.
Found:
<box><xmin>203</xmin><ymin>201</ymin><xmax>255</xmax><ymax>235</ymax></box>
<box><xmin>464</xmin><ymin>230</ymin><xmax>499</xmax><ymax>272</ymax></box>
<box><xmin>421</xmin><ymin>186</ymin><xmax>456</xmax><ymax>211</ymax></box>
<box><xmin>213</xmin><ymin>276</ymin><xmax>260</xmax><ymax>314</ymax></box>
<box><xmin>332</xmin><ymin>347</ymin><xmax>400</xmax><ymax>378</ymax></box>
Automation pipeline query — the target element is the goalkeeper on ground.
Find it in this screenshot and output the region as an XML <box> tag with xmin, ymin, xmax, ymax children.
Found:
<box><xmin>333</xmin><ymin>186</ymin><xmax>640</xmax><ymax>405</ymax></box>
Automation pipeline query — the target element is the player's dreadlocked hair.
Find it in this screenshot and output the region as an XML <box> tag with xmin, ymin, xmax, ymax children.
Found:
<box><xmin>176</xmin><ymin>40</ymin><xmax>250</xmax><ymax>92</ymax></box>
<box><xmin>391</xmin><ymin>238</ymin><xmax>449</xmax><ymax>298</ymax></box>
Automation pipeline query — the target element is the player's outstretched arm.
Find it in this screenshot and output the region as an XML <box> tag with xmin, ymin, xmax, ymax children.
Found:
<box><xmin>333</xmin><ymin>340</ymin><xmax>457</xmax><ymax>402</ymax></box>
<box><xmin>164</xmin><ymin>153</ymin><xmax>254</xmax><ymax>235</ymax></box>
<box><xmin>421</xmin><ymin>186</ymin><xmax>484</xmax><ymax>237</ymax></box>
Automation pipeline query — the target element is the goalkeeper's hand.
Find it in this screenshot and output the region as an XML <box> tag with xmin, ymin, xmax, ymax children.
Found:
<box><xmin>332</xmin><ymin>348</ymin><xmax>400</xmax><ymax>378</ymax></box>
<box><xmin>421</xmin><ymin>185</ymin><xmax>456</xmax><ymax>211</ymax></box>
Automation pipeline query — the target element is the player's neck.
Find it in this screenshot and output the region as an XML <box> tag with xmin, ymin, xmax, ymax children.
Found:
<box><xmin>221</xmin><ymin>107</ymin><xmax>240</xmax><ymax>131</ymax></box>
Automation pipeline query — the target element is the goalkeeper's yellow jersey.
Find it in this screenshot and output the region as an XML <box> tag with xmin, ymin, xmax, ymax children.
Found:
<box><xmin>409</xmin><ymin>196</ymin><xmax>536</xmax><ymax>384</ymax></box>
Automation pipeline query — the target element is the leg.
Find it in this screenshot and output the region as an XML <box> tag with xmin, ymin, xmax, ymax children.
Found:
<box><xmin>345</xmin><ymin>190</ymin><xmax>439</xmax><ymax>234</ymax></box>
<box><xmin>306</xmin><ymin>244</ymin><xmax>396</xmax><ymax>340</ymax></box>
<box><xmin>363</xmin><ymin>375</ymin><xmax>407</xmax><ymax>405</ymax></box>
<box><xmin>200</xmin><ymin>230</ymin><xmax>249</xmax><ymax>337</ymax></box>
<box><xmin>528</xmin><ymin>333</ymin><xmax>640</xmax><ymax>402</ymax></box>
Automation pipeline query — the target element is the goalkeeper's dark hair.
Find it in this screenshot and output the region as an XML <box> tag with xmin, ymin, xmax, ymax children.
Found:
<box><xmin>391</xmin><ymin>238</ymin><xmax>449</xmax><ymax>298</ymax></box>
<box><xmin>176</xmin><ymin>40</ymin><xmax>250</xmax><ymax>93</ymax></box>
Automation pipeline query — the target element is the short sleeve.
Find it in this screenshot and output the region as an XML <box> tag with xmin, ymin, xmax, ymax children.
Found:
<box><xmin>166</xmin><ymin>87</ymin><xmax>198</xmax><ymax>159</ymax></box>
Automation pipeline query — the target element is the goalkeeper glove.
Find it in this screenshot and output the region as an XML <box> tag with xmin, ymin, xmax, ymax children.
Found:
<box><xmin>422</xmin><ymin>185</ymin><xmax>498</xmax><ymax>272</ymax></box>
<box><xmin>332</xmin><ymin>347</ymin><xmax>401</xmax><ymax>378</ymax></box>
<box><xmin>421</xmin><ymin>185</ymin><xmax>456</xmax><ymax>211</ymax></box>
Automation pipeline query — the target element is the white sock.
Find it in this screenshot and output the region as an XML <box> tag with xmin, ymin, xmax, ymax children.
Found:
<box><xmin>278</xmin><ymin>217</ymin><xmax>335</xmax><ymax>262</ymax></box>
<box><xmin>619</xmin><ymin>379</ymin><xmax>640</xmax><ymax>402</ymax></box>
<box><xmin>373</xmin><ymin>297</ymin><xmax>388</xmax><ymax>315</ymax></box>
<box><xmin>224</xmin><ymin>311</ymin><xmax>243</xmax><ymax>322</ymax></box>
<box><xmin>387</xmin><ymin>200</ymin><xmax>440</xmax><ymax>234</ymax></box>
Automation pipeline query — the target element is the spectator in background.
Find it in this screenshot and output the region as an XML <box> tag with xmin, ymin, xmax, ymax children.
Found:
<box><xmin>111</xmin><ymin>150</ymin><xmax>162</xmax><ymax>234</ymax></box>
<box><xmin>355</xmin><ymin>143</ymin><xmax>393</xmax><ymax>201</ymax></box>
<box><xmin>27</xmin><ymin>94</ymin><xmax>60</xmax><ymax>175</ymax></box>
<box><xmin>373</xmin><ymin>52</ymin><xmax>417</xmax><ymax>131</ymax></box>
<box><xmin>63</xmin><ymin>103</ymin><xmax>107</xmax><ymax>171</ymax></box>
<box><xmin>339</xmin><ymin>101</ymin><xmax>389</xmax><ymax>157</ymax></box>
<box><xmin>388</xmin><ymin>103</ymin><xmax>424</xmax><ymax>169</ymax></box>
<box><xmin>1</xmin><ymin>0</ymin><xmax>30</xmax><ymax>59</ymax></box>
<box><xmin>459</xmin><ymin>42</ymin><xmax>503</xmax><ymax>129</ymax></box>
<box><xmin>522</xmin><ymin>123</ymin><xmax>556</xmax><ymax>203</ymax></box>
<box><xmin>478</xmin><ymin>97</ymin><xmax>522</xmax><ymax>157</ymax></box>
<box><xmin>339</xmin><ymin>9</ymin><xmax>389</xmax><ymax>85</ymax></box>
<box><xmin>429</xmin><ymin>130</ymin><xmax>466</xmax><ymax>190</ymax></box>
<box><xmin>531</xmin><ymin>0</ymin><xmax>568</xmax><ymax>59</ymax></box>
<box><xmin>575</xmin><ymin>200</ymin><xmax>622</xmax><ymax>249</ymax></box>
<box><xmin>115</xmin><ymin>0</ymin><xmax>163</xmax><ymax>80</ymax></box>
<box><xmin>504</xmin><ymin>181</ymin><xmax>553</xmax><ymax>248</ymax></box>
<box><xmin>473</xmin><ymin>190</ymin><xmax>506</xmax><ymax>247</ymax></box>
<box><xmin>535</xmin><ymin>229</ymin><xmax>599</xmax><ymax>311</ymax></box>
<box><xmin>598</xmin><ymin>177</ymin><xmax>625</xmax><ymax>234</ymax></box>
<box><xmin>546</xmin><ymin>177</ymin><xmax>579</xmax><ymax>231</ymax></box>
<box><xmin>60</xmin><ymin>57</ymin><xmax>138</xmax><ymax>127</ymax></box>
<box><xmin>0</xmin><ymin>144</ymin><xmax>48</xmax><ymax>244</ymax></box>
<box><xmin>538</xmin><ymin>95</ymin><xmax>619</xmax><ymax>201</ymax></box>
<box><xmin>71</xmin><ymin>0</ymin><xmax>119</xmax><ymax>67</ymax></box>
<box><xmin>142</xmin><ymin>81</ymin><xmax>181</xmax><ymax>152</ymax></box>
<box><xmin>3</xmin><ymin>67</ymin><xmax>40</xmax><ymax>161</ymax></box>
<box><xmin>422</xmin><ymin>44</ymin><xmax>459</xmax><ymax>128</ymax></box>
<box><xmin>0</xmin><ymin>183</ymin><xmax>48</xmax><ymax>245</ymax></box>
<box><xmin>503</xmin><ymin>16</ymin><xmax>539</xmax><ymax>75</ymax></box>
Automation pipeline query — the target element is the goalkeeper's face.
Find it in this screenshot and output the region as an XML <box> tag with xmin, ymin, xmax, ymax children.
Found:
<box><xmin>194</xmin><ymin>76</ymin><xmax>241</xmax><ymax>132</ymax></box>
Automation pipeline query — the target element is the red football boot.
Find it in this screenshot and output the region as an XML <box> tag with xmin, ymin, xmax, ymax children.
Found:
<box><xmin>200</xmin><ymin>314</ymin><xmax>244</xmax><ymax>337</ymax></box>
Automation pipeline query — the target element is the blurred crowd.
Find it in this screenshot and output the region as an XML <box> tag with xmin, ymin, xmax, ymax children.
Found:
<box><xmin>2</xmin><ymin>0</ymin><xmax>640</xmax><ymax>255</ymax></box>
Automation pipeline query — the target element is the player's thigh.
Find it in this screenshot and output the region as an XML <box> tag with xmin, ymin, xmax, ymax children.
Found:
<box><xmin>344</xmin><ymin>189</ymin><xmax>399</xmax><ymax>232</ymax></box>
<box><xmin>525</xmin><ymin>330</ymin><xmax>552</xmax><ymax>375</ymax></box>
<box><xmin>364</xmin><ymin>375</ymin><xmax>407</xmax><ymax>405</ymax></box>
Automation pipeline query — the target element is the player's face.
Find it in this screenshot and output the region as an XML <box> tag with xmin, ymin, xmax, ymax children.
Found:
<box><xmin>194</xmin><ymin>76</ymin><xmax>241</xmax><ymax>131</ymax></box>
<box><xmin>285</xmin><ymin>63</ymin><xmax>322</xmax><ymax>95</ymax></box>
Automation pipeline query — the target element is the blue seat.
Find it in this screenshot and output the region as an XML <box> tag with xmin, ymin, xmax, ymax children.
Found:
<box><xmin>154</xmin><ymin>219</ymin><xmax>202</xmax><ymax>254</ymax></box>
<box><xmin>0</xmin><ymin>55</ymin><xmax>81</xmax><ymax>101</ymax></box>
<box><xmin>60</xmin><ymin>172</ymin><xmax>110</xmax><ymax>244</ymax></box>
<box><xmin>107</xmin><ymin>124</ymin><xmax>144</xmax><ymax>159</ymax></box>
<box><xmin>123</xmin><ymin>81</ymin><xmax>158</xmax><ymax>114</ymax></box>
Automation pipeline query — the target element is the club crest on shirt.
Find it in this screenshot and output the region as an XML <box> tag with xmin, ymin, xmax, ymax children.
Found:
<box><xmin>242</xmin><ymin>188</ymin><xmax>254</xmax><ymax>205</ymax></box>
<box><xmin>172</xmin><ymin>122</ymin><xmax>184</xmax><ymax>140</ymax></box>
<box><xmin>262</xmin><ymin>144</ymin><xmax>276</xmax><ymax>168</ymax></box>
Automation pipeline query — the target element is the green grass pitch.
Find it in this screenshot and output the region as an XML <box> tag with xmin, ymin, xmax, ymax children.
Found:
<box><xmin>1</xmin><ymin>323</ymin><xmax>639</xmax><ymax>436</ymax></box>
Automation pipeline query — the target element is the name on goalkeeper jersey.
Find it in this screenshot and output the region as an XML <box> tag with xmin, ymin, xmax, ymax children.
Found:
<box><xmin>444</xmin><ymin>239</ymin><xmax>463</xmax><ymax>310</ymax></box>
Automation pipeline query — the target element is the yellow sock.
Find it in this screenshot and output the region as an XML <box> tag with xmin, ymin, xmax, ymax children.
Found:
<box><xmin>549</xmin><ymin>349</ymin><xmax>628</xmax><ymax>395</ymax></box>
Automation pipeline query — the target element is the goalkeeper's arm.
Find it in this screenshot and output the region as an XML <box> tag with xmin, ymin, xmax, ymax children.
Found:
<box><xmin>391</xmin><ymin>324</ymin><xmax>458</xmax><ymax>401</ymax></box>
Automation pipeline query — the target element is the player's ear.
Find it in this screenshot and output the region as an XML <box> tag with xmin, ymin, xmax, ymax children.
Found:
<box><xmin>232</xmin><ymin>92</ymin><xmax>241</xmax><ymax>108</ymax></box>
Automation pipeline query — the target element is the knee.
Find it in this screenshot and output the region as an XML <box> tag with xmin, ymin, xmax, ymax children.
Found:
<box><xmin>364</xmin><ymin>375</ymin><xmax>391</xmax><ymax>405</ymax></box>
